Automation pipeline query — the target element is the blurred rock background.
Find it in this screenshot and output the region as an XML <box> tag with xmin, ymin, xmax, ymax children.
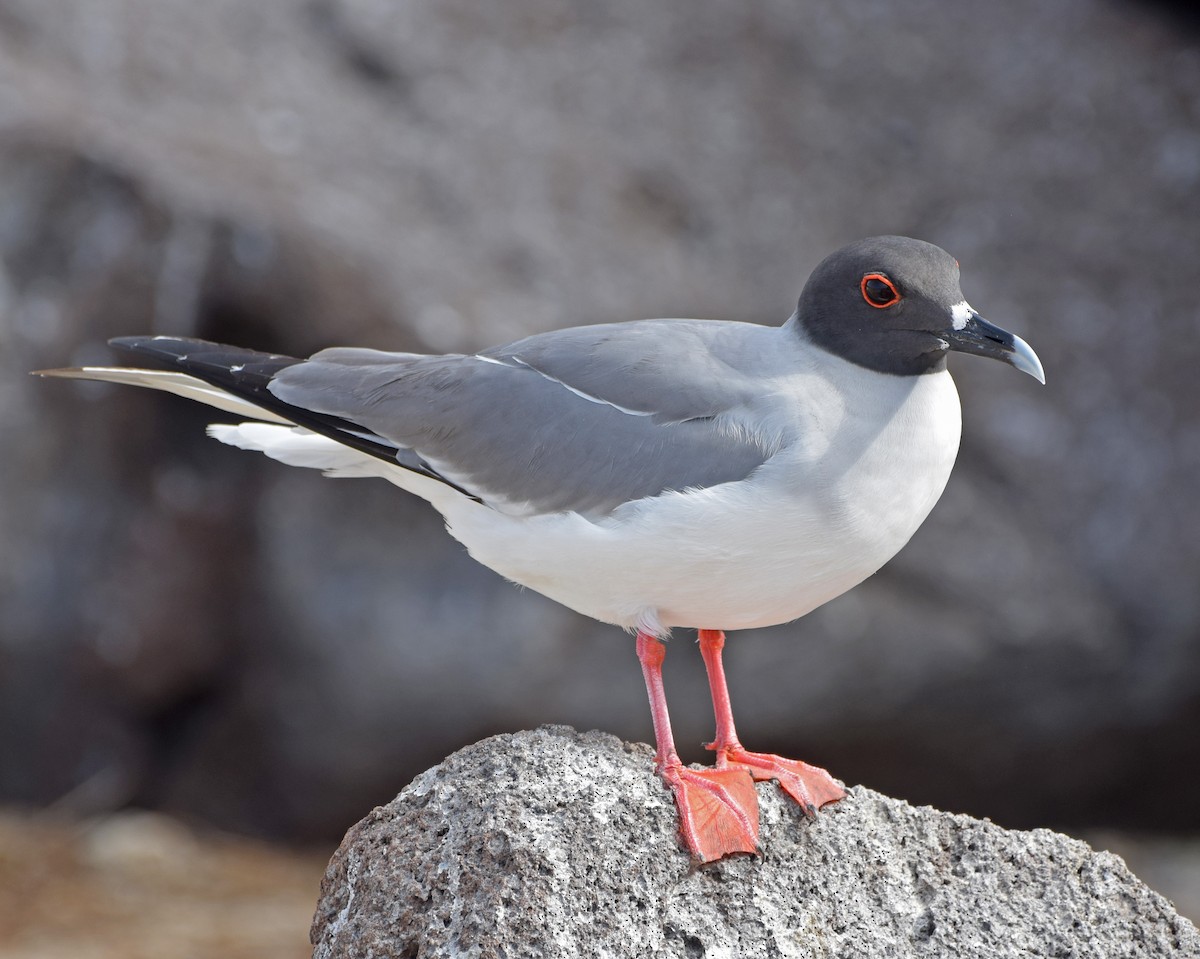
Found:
<box><xmin>1</xmin><ymin>0</ymin><xmax>1199</xmax><ymax>924</ymax></box>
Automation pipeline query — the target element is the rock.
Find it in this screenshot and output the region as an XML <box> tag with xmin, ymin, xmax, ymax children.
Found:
<box><xmin>311</xmin><ymin>727</ymin><xmax>1200</xmax><ymax>958</ymax></box>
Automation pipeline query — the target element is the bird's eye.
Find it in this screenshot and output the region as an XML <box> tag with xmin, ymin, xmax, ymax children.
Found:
<box><xmin>861</xmin><ymin>273</ymin><xmax>901</xmax><ymax>308</ymax></box>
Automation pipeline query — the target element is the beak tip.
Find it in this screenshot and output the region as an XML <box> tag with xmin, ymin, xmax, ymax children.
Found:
<box><xmin>1009</xmin><ymin>333</ymin><xmax>1045</xmax><ymax>385</ymax></box>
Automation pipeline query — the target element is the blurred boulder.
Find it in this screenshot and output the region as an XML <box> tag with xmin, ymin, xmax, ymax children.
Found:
<box><xmin>2</xmin><ymin>0</ymin><xmax>1199</xmax><ymax>839</ymax></box>
<box><xmin>0</xmin><ymin>808</ymin><xmax>320</xmax><ymax>958</ymax></box>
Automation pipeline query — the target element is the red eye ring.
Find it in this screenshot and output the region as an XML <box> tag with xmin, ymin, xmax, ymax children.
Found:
<box><xmin>861</xmin><ymin>273</ymin><xmax>900</xmax><ymax>308</ymax></box>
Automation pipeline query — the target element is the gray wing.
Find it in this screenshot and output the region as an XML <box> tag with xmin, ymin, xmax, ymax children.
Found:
<box><xmin>268</xmin><ymin>319</ymin><xmax>780</xmax><ymax>515</ymax></box>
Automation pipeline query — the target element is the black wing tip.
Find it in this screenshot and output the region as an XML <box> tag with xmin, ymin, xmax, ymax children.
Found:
<box><xmin>109</xmin><ymin>334</ymin><xmax>217</xmax><ymax>351</ymax></box>
<box><xmin>108</xmin><ymin>335</ymin><xmax>234</xmax><ymax>366</ymax></box>
<box><xmin>107</xmin><ymin>335</ymin><xmax>302</xmax><ymax>369</ymax></box>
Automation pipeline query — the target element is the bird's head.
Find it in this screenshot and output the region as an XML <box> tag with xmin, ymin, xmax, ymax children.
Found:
<box><xmin>795</xmin><ymin>235</ymin><xmax>1044</xmax><ymax>384</ymax></box>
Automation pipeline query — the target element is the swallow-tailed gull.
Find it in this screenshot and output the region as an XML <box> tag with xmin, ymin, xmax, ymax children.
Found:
<box><xmin>39</xmin><ymin>236</ymin><xmax>1044</xmax><ymax>862</ymax></box>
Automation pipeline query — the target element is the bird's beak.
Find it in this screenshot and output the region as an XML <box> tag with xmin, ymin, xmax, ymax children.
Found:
<box><xmin>945</xmin><ymin>311</ymin><xmax>1045</xmax><ymax>384</ymax></box>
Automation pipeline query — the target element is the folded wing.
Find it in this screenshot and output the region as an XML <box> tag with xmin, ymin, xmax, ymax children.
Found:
<box><xmin>269</xmin><ymin>320</ymin><xmax>777</xmax><ymax>515</ymax></box>
<box><xmin>57</xmin><ymin>323</ymin><xmax>780</xmax><ymax>517</ymax></box>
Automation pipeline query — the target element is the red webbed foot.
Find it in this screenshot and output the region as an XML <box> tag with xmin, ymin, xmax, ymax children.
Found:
<box><xmin>658</xmin><ymin>760</ymin><xmax>759</xmax><ymax>863</ymax></box>
<box><xmin>709</xmin><ymin>744</ymin><xmax>845</xmax><ymax>817</ymax></box>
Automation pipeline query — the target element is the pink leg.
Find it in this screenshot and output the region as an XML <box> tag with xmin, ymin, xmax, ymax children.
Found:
<box><xmin>698</xmin><ymin>629</ymin><xmax>846</xmax><ymax>816</ymax></box>
<box><xmin>636</xmin><ymin>630</ymin><xmax>759</xmax><ymax>862</ymax></box>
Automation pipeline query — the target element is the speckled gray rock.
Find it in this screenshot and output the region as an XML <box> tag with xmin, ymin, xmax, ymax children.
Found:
<box><xmin>311</xmin><ymin>727</ymin><xmax>1200</xmax><ymax>958</ymax></box>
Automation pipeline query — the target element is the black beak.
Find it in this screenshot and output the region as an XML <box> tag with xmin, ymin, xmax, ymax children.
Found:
<box><xmin>946</xmin><ymin>311</ymin><xmax>1045</xmax><ymax>384</ymax></box>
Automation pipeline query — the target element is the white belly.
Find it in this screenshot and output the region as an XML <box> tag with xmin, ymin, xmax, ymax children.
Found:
<box><xmin>440</xmin><ymin>368</ymin><xmax>962</xmax><ymax>636</ymax></box>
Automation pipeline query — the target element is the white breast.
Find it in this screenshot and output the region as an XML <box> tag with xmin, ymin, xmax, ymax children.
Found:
<box><xmin>441</xmin><ymin>359</ymin><xmax>962</xmax><ymax>636</ymax></box>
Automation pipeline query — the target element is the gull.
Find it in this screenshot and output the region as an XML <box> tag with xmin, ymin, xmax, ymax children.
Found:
<box><xmin>38</xmin><ymin>236</ymin><xmax>1044</xmax><ymax>862</ymax></box>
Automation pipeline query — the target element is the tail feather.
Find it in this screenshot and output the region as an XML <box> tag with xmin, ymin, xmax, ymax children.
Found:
<box><xmin>50</xmin><ymin>335</ymin><xmax>406</xmax><ymax>465</ymax></box>
<box><xmin>36</xmin><ymin>336</ymin><xmax>482</xmax><ymax>503</ymax></box>
<box><xmin>34</xmin><ymin>367</ymin><xmax>293</xmax><ymax>424</ymax></box>
<box><xmin>207</xmin><ymin>423</ymin><xmax>394</xmax><ymax>478</ymax></box>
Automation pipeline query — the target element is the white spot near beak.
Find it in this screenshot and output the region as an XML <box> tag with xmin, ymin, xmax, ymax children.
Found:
<box><xmin>950</xmin><ymin>301</ymin><xmax>973</xmax><ymax>331</ymax></box>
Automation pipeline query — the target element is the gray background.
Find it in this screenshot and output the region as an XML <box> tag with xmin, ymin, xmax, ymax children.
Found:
<box><xmin>2</xmin><ymin>0</ymin><xmax>1198</xmax><ymax>842</ymax></box>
